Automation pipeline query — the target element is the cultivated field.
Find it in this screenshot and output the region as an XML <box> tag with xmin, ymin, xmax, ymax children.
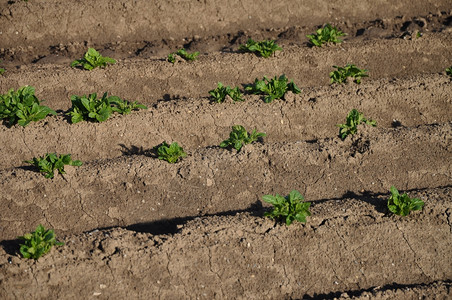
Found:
<box><xmin>0</xmin><ymin>0</ymin><xmax>451</xmax><ymax>299</ymax></box>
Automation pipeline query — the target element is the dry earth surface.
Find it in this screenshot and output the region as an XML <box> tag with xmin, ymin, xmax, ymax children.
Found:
<box><xmin>0</xmin><ymin>0</ymin><xmax>451</xmax><ymax>299</ymax></box>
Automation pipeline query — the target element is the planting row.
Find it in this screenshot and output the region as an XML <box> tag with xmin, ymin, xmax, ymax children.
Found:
<box><xmin>1</xmin><ymin>31</ymin><xmax>452</xmax><ymax>108</ymax></box>
<box><xmin>1</xmin><ymin>185</ymin><xmax>451</xmax><ymax>298</ymax></box>
<box><xmin>1</xmin><ymin>73</ymin><xmax>450</xmax><ymax>170</ymax></box>
<box><xmin>3</xmin><ymin>0</ymin><xmax>451</xmax><ymax>50</ymax></box>
<box><xmin>1</xmin><ymin>122</ymin><xmax>450</xmax><ymax>240</ymax></box>
<box><xmin>14</xmin><ymin>185</ymin><xmax>425</xmax><ymax>260</ymax></box>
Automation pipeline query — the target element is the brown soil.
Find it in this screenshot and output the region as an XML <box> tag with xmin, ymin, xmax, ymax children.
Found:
<box><xmin>0</xmin><ymin>1</ymin><xmax>451</xmax><ymax>299</ymax></box>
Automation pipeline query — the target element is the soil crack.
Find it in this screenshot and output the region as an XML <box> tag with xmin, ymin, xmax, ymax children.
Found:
<box><xmin>445</xmin><ymin>208</ymin><xmax>452</xmax><ymax>234</ymax></box>
<box><xmin>395</xmin><ymin>223</ymin><xmax>430</xmax><ymax>280</ymax></box>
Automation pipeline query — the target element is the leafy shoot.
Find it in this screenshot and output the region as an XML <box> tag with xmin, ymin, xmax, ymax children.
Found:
<box><xmin>446</xmin><ymin>66</ymin><xmax>452</xmax><ymax>77</ymax></box>
<box><xmin>168</xmin><ymin>49</ymin><xmax>199</xmax><ymax>63</ymax></box>
<box><xmin>109</xmin><ymin>96</ymin><xmax>148</xmax><ymax>115</ymax></box>
<box><xmin>154</xmin><ymin>141</ymin><xmax>187</xmax><ymax>163</ymax></box>
<box><xmin>71</xmin><ymin>48</ymin><xmax>116</xmax><ymax>70</ymax></box>
<box><xmin>337</xmin><ymin>109</ymin><xmax>376</xmax><ymax>140</ymax></box>
<box><xmin>25</xmin><ymin>153</ymin><xmax>82</xmax><ymax>179</ymax></box>
<box><xmin>330</xmin><ymin>64</ymin><xmax>368</xmax><ymax>84</ymax></box>
<box><xmin>239</xmin><ymin>38</ymin><xmax>282</xmax><ymax>58</ymax></box>
<box><xmin>307</xmin><ymin>24</ymin><xmax>346</xmax><ymax>47</ymax></box>
<box><xmin>18</xmin><ymin>225</ymin><xmax>64</xmax><ymax>260</ymax></box>
<box><xmin>67</xmin><ymin>92</ymin><xmax>112</xmax><ymax>123</ymax></box>
<box><xmin>0</xmin><ymin>86</ymin><xmax>56</xmax><ymax>127</ymax></box>
<box><xmin>387</xmin><ymin>186</ymin><xmax>425</xmax><ymax>216</ymax></box>
<box><xmin>209</xmin><ymin>82</ymin><xmax>244</xmax><ymax>103</ymax></box>
<box><xmin>67</xmin><ymin>92</ymin><xmax>146</xmax><ymax>123</ymax></box>
<box><xmin>263</xmin><ymin>190</ymin><xmax>311</xmax><ymax>226</ymax></box>
<box><xmin>245</xmin><ymin>74</ymin><xmax>301</xmax><ymax>103</ymax></box>
<box><xmin>220</xmin><ymin>125</ymin><xmax>266</xmax><ymax>151</ymax></box>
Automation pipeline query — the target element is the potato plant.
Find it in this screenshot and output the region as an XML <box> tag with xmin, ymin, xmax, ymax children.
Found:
<box><xmin>307</xmin><ymin>24</ymin><xmax>346</xmax><ymax>47</ymax></box>
<box><xmin>446</xmin><ymin>66</ymin><xmax>452</xmax><ymax>77</ymax></box>
<box><xmin>263</xmin><ymin>190</ymin><xmax>311</xmax><ymax>226</ymax></box>
<box><xmin>18</xmin><ymin>225</ymin><xmax>64</xmax><ymax>260</ymax></box>
<box><xmin>220</xmin><ymin>125</ymin><xmax>266</xmax><ymax>151</ymax></box>
<box><xmin>245</xmin><ymin>74</ymin><xmax>301</xmax><ymax>103</ymax></box>
<box><xmin>0</xmin><ymin>60</ymin><xmax>5</xmax><ymax>75</ymax></box>
<box><xmin>168</xmin><ymin>49</ymin><xmax>199</xmax><ymax>63</ymax></box>
<box><xmin>337</xmin><ymin>109</ymin><xmax>376</xmax><ymax>140</ymax></box>
<box><xmin>239</xmin><ymin>38</ymin><xmax>282</xmax><ymax>58</ymax></box>
<box><xmin>110</xmin><ymin>97</ymin><xmax>148</xmax><ymax>115</ymax></box>
<box><xmin>154</xmin><ymin>141</ymin><xmax>187</xmax><ymax>163</ymax></box>
<box><xmin>67</xmin><ymin>92</ymin><xmax>147</xmax><ymax>123</ymax></box>
<box><xmin>25</xmin><ymin>153</ymin><xmax>82</xmax><ymax>179</ymax></box>
<box><xmin>330</xmin><ymin>64</ymin><xmax>368</xmax><ymax>84</ymax></box>
<box><xmin>71</xmin><ymin>48</ymin><xmax>116</xmax><ymax>70</ymax></box>
<box><xmin>0</xmin><ymin>86</ymin><xmax>56</xmax><ymax>127</ymax></box>
<box><xmin>209</xmin><ymin>82</ymin><xmax>244</xmax><ymax>103</ymax></box>
<box><xmin>387</xmin><ymin>186</ymin><xmax>425</xmax><ymax>216</ymax></box>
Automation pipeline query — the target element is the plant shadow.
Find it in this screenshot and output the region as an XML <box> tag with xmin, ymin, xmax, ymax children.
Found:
<box><xmin>0</xmin><ymin>238</ymin><xmax>21</xmax><ymax>256</ymax></box>
<box><xmin>126</xmin><ymin>200</ymin><xmax>263</xmax><ymax>235</ymax></box>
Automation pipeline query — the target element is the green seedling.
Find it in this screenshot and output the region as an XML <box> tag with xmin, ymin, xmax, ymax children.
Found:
<box><xmin>220</xmin><ymin>125</ymin><xmax>266</xmax><ymax>151</ymax></box>
<box><xmin>337</xmin><ymin>109</ymin><xmax>376</xmax><ymax>140</ymax></box>
<box><xmin>0</xmin><ymin>86</ymin><xmax>56</xmax><ymax>127</ymax></box>
<box><xmin>446</xmin><ymin>67</ymin><xmax>452</xmax><ymax>77</ymax></box>
<box><xmin>239</xmin><ymin>38</ymin><xmax>282</xmax><ymax>58</ymax></box>
<box><xmin>18</xmin><ymin>225</ymin><xmax>63</xmax><ymax>260</ymax></box>
<box><xmin>209</xmin><ymin>82</ymin><xmax>244</xmax><ymax>103</ymax></box>
<box><xmin>109</xmin><ymin>96</ymin><xmax>148</xmax><ymax>115</ymax></box>
<box><xmin>67</xmin><ymin>93</ymin><xmax>146</xmax><ymax>123</ymax></box>
<box><xmin>168</xmin><ymin>48</ymin><xmax>199</xmax><ymax>63</ymax></box>
<box><xmin>0</xmin><ymin>60</ymin><xmax>5</xmax><ymax>75</ymax></box>
<box><xmin>67</xmin><ymin>92</ymin><xmax>113</xmax><ymax>123</ymax></box>
<box><xmin>71</xmin><ymin>48</ymin><xmax>116</xmax><ymax>70</ymax></box>
<box><xmin>245</xmin><ymin>74</ymin><xmax>301</xmax><ymax>103</ymax></box>
<box><xmin>307</xmin><ymin>24</ymin><xmax>346</xmax><ymax>47</ymax></box>
<box><xmin>154</xmin><ymin>141</ymin><xmax>187</xmax><ymax>163</ymax></box>
<box><xmin>263</xmin><ymin>190</ymin><xmax>311</xmax><ymax>226</ymax></box>
<box><xmin>330</xmin><ymin>64</ymin><xmax>368</xmax><ymax>84</ymax></box>
<box><xmin>387</xmin><ymin>186</ymin><xmax>425</xmax><ymax>216</ymax></box>
<box><xmin>25</xmin><ymin>153</ymin><xmax>82</xmax><ymax>179</ymax></box>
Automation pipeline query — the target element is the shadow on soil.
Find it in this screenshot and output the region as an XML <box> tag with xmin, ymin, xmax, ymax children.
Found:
<box><xmin>0</xmin><ymin>238</ymin><xmax>21</xmax><ymax>256</ymax></box>
<box><xmin>301</xmin><ymin>279</ymin><xmax>452</xmax><ymax>300</ymax></box>
<box><xmin>125</xmin><ymin>200</ymin><xmax>264</xmax><ymax>235</ymax></box>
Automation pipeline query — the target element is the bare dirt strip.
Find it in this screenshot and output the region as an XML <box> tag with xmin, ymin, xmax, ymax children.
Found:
<box><xmin>0</xmin><ymin>0</ymin><xmax>451</xmax><ymax>299</ymax></box>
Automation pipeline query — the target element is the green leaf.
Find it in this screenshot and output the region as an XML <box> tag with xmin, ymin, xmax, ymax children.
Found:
<box><xmin>208</xmin><ymin>82</ymin><xmax>244</xmax><ymax>103</ymax></box>
<box><xmin>446</xmin><ymin>67</ymin><xmax>452</xmax><ymax>77</ymax></box>
<box><xmin>167</xmin><ymin>48</ymin><xmax>199</xmax><ymax>63</ymax></box>
<box><xmin>25</xmin><ymin>153</ymin><xmax>82</xmax><ymax>179</ymax></box>
<box><xmin>336</xmin><ymin>109</ymin><xmax>376</xmax><ymax>140</ymax></box>
<box><xmin>387</xmin><ymin>186</ymin><xmax>425</xmax><ymax>216</ymax></box>
<box><xmin>0</xmin><ymin>86</ymin><xmax>55</xmax><ymax>127</ymax></box>
<box><xmin>154</xmin><ymin>141</ymin><xmax>187</xmax><ymax>163</ymax></box>
<box><xmin>239</xmin><ymin>38</ymin><xmax>282</xmax><ymax>57</ymax></box>
<box><xmin>307</xmin><ymin>24</ymin><xmax>346</xmax><ymax>47</ymax></box>
<box><xmin>18</xmin><ymin>225</ymin><xmax>63</xmax><ymax>260</ymax></box>
<box><xmin>245</xmin><ymin>75</ymin><xmax>300</xmax><ymax>103</ymax></box>
<box><xmin>263</xmin><ymin>190</ymin><xmax>311</xmax><ymax>226</ymax></box>
<box><xmin>330</xmin><ymin>64</ymin><xmax>368</xmax><ymax>84</ymax></box>
<box><xmin>71</xmin><ymin>48</ymin><xmax>116</xmax><ymax>70</ymax></box>
<box><xmin>220</xmin><ymin>125</ymin><xmax>266</xmax><ymax>151</ymax></box>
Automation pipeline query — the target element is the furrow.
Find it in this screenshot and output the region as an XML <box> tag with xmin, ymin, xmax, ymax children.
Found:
<box><xmin>0</xmin><ymin>73</ymin><xmax>450</xmax><ymax>170</ymax></box>
<box><xmin>0</xmin><ymin>123</ymin><xmax>450</xmax><ymax>240</ymax></box>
